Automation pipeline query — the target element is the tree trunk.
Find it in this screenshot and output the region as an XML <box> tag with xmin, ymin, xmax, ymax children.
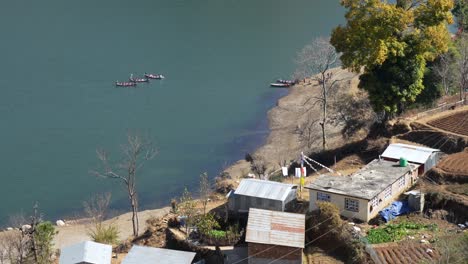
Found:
<box><xmin>129</xmin><ymin>192</ymin><xmax>139</xmax><ymax>237</ymax></box>
<box><xmin>321</xmin><ymin>75</ymin><xmax>328</xmax><ymax>150</ymax></box>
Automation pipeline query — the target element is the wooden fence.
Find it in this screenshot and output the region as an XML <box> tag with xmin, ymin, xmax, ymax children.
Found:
<box><xmin>414</xmin><ymin>99</ymin><xmax>466</xmax><ymax>120</ymax></box>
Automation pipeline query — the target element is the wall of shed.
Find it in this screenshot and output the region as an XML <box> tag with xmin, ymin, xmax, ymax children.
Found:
<box><xmin>423</xmin><ymin>152</ymin><xmax>440</xmax><ymax>173</ymax></box>
<box><xmin>248</xmin><ymin>243</ymin><xmax>302</xmax><ymax>264</ymax></box>
<box><xmin>283</xmin><ymin>188</ymin><xmax>298</xmax><ymax>211</ymax></box>
<box><xmin>308</xmin><ymin>170</ymin><xmax>418</xmax><ymax>222</ymax></box>
<box><xmin>228</xmin><ymin>195</ymin><xmax>283</xmax><ymax>214</ymax></box>
<box><xmin>228</xmin><ymin>190</ymin><xmax>297</xmax><ymax>215</ymax></box>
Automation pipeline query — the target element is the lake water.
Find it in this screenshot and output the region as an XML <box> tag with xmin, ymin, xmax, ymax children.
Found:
<box><xmin>0</xmin><ymin>0</ymin><xmax>343</xmax><ymax>224</ymax></box>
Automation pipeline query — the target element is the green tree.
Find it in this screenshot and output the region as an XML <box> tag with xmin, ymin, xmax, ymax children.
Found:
<box><xmin>34</xmin><ymin>222</ymin><xmax>57</xmax><ymax>264</ymax></box>
<box><xmin>331</xmin><ymin>0</ymin><xmax>454</xmax><ymax>118</ymax></box>
<box><xmin>199</xmin><ymin>172</ymin><xmax>210</xmax><ymax>215</ymax></box>
<box><xmin>196</xmin><ymin>213</ymin><xmax>220</xmax><ymax>239</ymax></box>
<box><xmin>178</xmin><ymin>187</ymin><xmax>198</xmax><ymax>236</ymax></box>
<box><xmin>455</xmin><ymin>33</ymin><xmax>468</xmax><ymax>101</ymax></box>
<box><xmin>454</xmin><ymin>0</ymin><xmax>468</xmax><ymax>31</ymax></box>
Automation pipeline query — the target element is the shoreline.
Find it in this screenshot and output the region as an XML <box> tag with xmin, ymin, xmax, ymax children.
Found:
<box><xmin>223</xmin><ymin>68</ymin><xmax>360</xmax><ymax>179</ymax></box>
<box><xmin>3</xmin><ymin>68</ymin><xmax>360</xmax><ymax>249</ymax></box>
<box><xmin>53</xmin><ymin>76</ymin><xmax>303</xmax><ymax>248</ymax></box>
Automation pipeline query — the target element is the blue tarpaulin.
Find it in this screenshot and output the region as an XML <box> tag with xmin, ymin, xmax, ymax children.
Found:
<box><xmin>379</xmin><ymin>201</ymin><xmax>411</xmax><ymax>222</ymax></box>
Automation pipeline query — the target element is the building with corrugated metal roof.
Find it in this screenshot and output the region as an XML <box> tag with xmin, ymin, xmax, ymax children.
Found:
<box><xmin>245</xmin><ymin>208</ymin><xmax>305</xmax><ymax>264</ymax></box>
<box><xmin>227</xmin><ymin>179</ymin><xmax>298</xmax><ymax>216</ymax></box>
<box><xmin>305</xmin><ymin>159</ymin><xmax>418</xmax><ymax>222</ymax></box>
<box><xmin>381</xmin><ymin>143</ymin><xmax>443</xmax><ymax>174</ymax></box>
<box><xmin>59</xmin><ymin>241</ymin><xmax>112</xmax><ymax>264</ymax></box>
<box><xmin>122</xmin><ymin>245</ymin><xmax>196</xmax><ymax>264</ymax></box>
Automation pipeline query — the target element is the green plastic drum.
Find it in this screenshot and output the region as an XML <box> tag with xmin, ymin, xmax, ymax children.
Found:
<box><xmin>400</xmin><ymin>157</ymin><xmax>408</xmax><ymax>167</ymax></box>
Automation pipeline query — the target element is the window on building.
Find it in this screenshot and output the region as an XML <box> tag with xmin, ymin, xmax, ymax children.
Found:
<box><xmin>370</xmin><ymin>196</ymin><xmax>382</xmax><ymax>212</ymax></box>
<box><xmin>371</xmin><ymin>196</ymin><xmax>379</xmax><ymax>207</ymax></box>
<box><xmin>317</xmin><ymin>192</ymin><xmax>331</xmax><ymax>202</ymax></box>
<box><xmin>345</xmin><ymin>198</ymin><xmax>359</xmax><ymax>212</ymax></box>
<box><xmin>384</xmin><ymin>186</ymin><xmax>392</xmax><ymax>200</ymax></box>
<box><xmin>398</xmin><ymin>176</ymin><xmax>405</xmax><ymax>189</ymax></box>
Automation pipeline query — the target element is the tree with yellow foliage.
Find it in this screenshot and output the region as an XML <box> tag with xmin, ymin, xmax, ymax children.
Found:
<box><xmin>331</xmin><ymin>0</ymin><xmax>454</xmax><ymax>118</ymax></box>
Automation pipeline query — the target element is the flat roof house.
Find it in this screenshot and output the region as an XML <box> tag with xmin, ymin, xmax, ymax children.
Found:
<box><xmin>381</xmin><ymin>143</ymin><xmax>442</xmax><ymax>174</ymax></box>
<box><xmin>306</xmin><ymin>159</ymin><xmax>418</xmax><ymax>222</ymax></box>
<box><xmin>246</xmin><ymin>208</ymin><xmax>305</xmax><ymax>264</ymax></box>
<box><xmin>227</xmin><ymin>179</ymin><xmax>298</xmax><ymax>216</ymax></box>
<box><xmin>122</xmin><ymin>245</ymin><xmax>196</xmax><ymax>264</ymax></box>
<box><xmin>59</xmin><ymin>241</ymin><xmax>112</xmax><ymax>264</ymax></box>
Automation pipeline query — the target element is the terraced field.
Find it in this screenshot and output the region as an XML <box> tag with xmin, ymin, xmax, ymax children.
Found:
<box><xmin>428</xmin><ymin>110</ymin><xmax>468</xmax><ymax>136</ymax></box>
<box><xmin>372</xmin><ymin>244</ymin><xmax>439</xmax><ymax>264</ymax></box>
<box><xmin>437</xmin><ymin>151</ymin><xmax>468</xmax><ymax>175</ymax></box>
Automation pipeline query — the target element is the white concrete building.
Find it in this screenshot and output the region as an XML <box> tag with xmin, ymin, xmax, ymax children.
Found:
<box><xmin>305</xmin><ymin>159</ymin><xmax>418</xmax><ymax>222</ymax></box>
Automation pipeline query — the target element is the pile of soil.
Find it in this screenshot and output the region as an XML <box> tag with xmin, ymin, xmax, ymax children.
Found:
<box><xmin>436</xmin><ymin>150</ymin><xmax>468</xmax><ymax>175</ymax></box>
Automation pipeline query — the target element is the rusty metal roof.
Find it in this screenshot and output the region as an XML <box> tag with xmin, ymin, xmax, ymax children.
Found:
<box><xmin>246</xmin><ymin>208</ymin><xmax>305</xmax><ymax>248</ymax></box>
<box><xmin>234</xmin><ymin>179</ymin><xmax>297</xmax><ymax>201</ymax></box>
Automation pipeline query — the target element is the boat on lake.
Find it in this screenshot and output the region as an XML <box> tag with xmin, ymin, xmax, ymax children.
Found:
<box><xmin>115</xmin><ymin>81</ymin><xmax>137</xmax><ymax>87</ymax></box>
<box><xmin>129</xmin><ymin>74</ymin><xmax>149</xmax><ymax>83</ymax></box>
<box><xmin>270</xmin><ymin>82</ymin><xmax>291</xmax><ymax>88</ymax></box>
<box><xmin>145</xmin><ymin>73</ymin><xmax>165</xmax><ymax>79</ymax></box>
<box><xmin>129</xmin><ymin>77</ymin><xmax>149</xmax><ymax>83</ymax></box>
<box><xmin>276</xmin><ymin>79</ymin><xmax>296</xmax><ymax>85</ymax></box>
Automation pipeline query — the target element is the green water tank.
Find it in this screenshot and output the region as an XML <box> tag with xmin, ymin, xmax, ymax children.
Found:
<box><xmin>400</xmin><ymin>157</ymin><xmax>408</xmax><ymax>167</ymax></box>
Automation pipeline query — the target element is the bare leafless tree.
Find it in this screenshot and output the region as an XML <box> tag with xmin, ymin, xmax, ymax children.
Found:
<box><xmin>456</xmin><ymin>33</ymin><xmax>468</xmax><ymax>101</ymax></box>
<box><xmin>0</xmin><ymin>230</ymin><xmax>27</xmax><ymax>264</ymax></box>
<box><xmin>0</xmin><ymin>205</ymin><xmax>44</xmax><ymax>264</ymax></box>
<box><xmin>91</xmin><ymin>134</ymin><xmax>157</xmax><ymax>237</ymax></box>
<box><xmin>294</xmin><ymin>114</ymin><xmax>320</xmax><ymax>149</ymax></box>
<box><xmin>294</xmin><ymin>37</ymin><xmax>343</xmax><ymax>150</ymax></box>
<box><xmin>83</xmin><ymin>193</ymin><xmax>111</xmax><ymax>225</ymax></box>
<box><xmin>250</xmin><ymin>155</ymin><xmax>270</xmax><ymax>180</ymax></box>
<box><xmin>199</xmin><ymin>172</ymin><xmax>210</xmax><ymax>215</ymax></box>
<box><xmin>433</xmin><ymin>52</ymin><xmax>455</xmax><ymax>96</ymax></box>
<box><xmin>331</xmin><ymin>91</ymin><xmax>376</xmax><ymax>139</ymax></box>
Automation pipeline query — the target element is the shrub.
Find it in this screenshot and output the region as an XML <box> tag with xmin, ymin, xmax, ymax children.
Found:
<box><xmin>201</xmin><ymin>224</ymin><xmax>243</xmax><ymax>246</ymax></box>
<box><xmin>170</xmin><ymin>198</ymin><xmax>178</xmax><ymax>214</ymax></box>
<box><xmin>196</xmin><ymin>213</ymin><xmax>220</xmax><ymax>238</ymax></box>
<box><xmin>89</xmin><ymin>224</ymin><xmax>119</xmax><ymax>245</ymax></box>
<box><xmin>35</xmin><ymin>221</ymin><xmax>57</xmax><ymax>264</ymax></box>
<box><xmin>244</xmin><ymin>153</ymin><xmax>253</xmax><ymax>162</ymax></box>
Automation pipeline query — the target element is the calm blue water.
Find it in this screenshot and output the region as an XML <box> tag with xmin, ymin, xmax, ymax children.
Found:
<box><xmin>0</xmin><ymin>0</ymin><xmax>344</xmax><ymax>223</ymax></box>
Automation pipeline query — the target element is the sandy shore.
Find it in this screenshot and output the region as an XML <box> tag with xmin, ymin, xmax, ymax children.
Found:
<box><xmin>225</xmin><ymin>68</ymin><xmax>360</xmax><ymax>179</ymax></box>
<box><xmin>53</xmin><ymin>207</ymin><xmax>171</xmax><ymax>249</ymax></box>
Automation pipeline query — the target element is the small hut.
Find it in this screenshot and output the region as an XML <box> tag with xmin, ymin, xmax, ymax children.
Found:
<box><xmin>381</xmin><ymin>143</ymin><xmax>442</xmax><ymax>174</ymax></box>
<box><xmin>246</xmin><ymin>208</ymin><xmax>305</xmax><ymax>264</ymax></box>
<box><xmin>59</xmin><ymin>241</ymin><xmax>112</xmax><ymax>264</ymax></box>
<box><xmin>227</xmin><ymin>179</ymin><xmax>298</xmax><ymax>216</ymax></box>
<box><xmin>121</xmin><ymin>245</ymin><xmax>196</xmax><ymax>264</ymax></box>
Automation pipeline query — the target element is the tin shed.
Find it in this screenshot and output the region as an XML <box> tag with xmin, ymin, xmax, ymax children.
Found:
<box><xmin>227</xmin><ymin>179</ymin><xmax>298</xmax><ymax>215</ymax></box>
<box><xmin>122</xmin><ymin>245</ymin><xmax>196</xmax><ymax>264</ymax></box>
<box><xmin>381</xmin><ymin>143</ymin><xmax>442</xmax><ymax>174</ymax></box>
<box><xmin>246</xmin><ymin>208</ymin><xmax>305</xmax><ymax>264</ymax></box>
<box><xmin>59</xmin><ymin>241</ymin><xmax>112</xmax><ymax>264</ymax></box>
